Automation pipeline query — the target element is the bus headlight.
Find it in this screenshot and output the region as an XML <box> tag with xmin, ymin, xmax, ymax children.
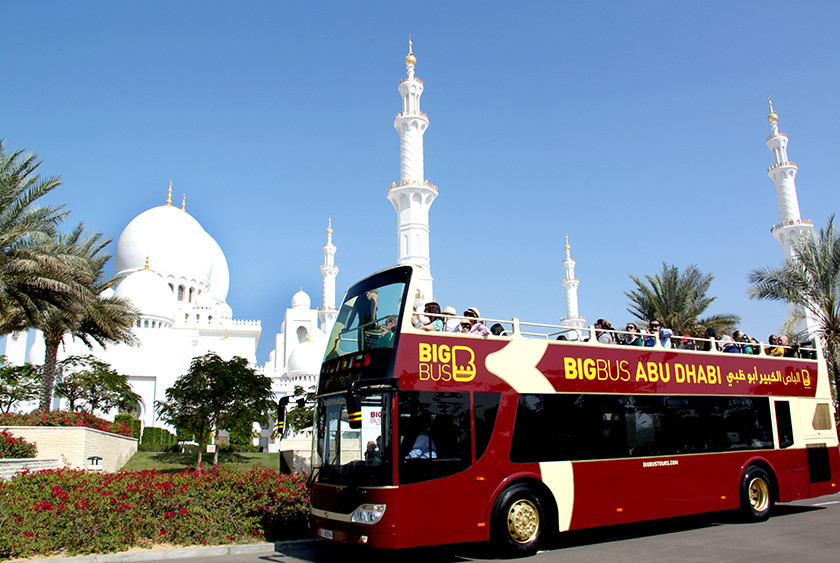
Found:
<box><xmin>351</xmin><ymin>503</ymin><xmax>386</xmax><ymax>524</ymax></box>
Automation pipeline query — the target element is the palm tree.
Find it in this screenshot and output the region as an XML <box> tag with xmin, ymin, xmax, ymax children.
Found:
<box><xmin>19</xmin><ymin>224</ymin><xmax>140</xmax><ymax>411</ymax></box>
<box><xmin>626</xmin><ymin>263</ymin><xmax>741</xmax><ymax>336</ymax></box>
<box><xmin>748</xmin><ymin>216</ymin><xmax>840</xmax><ymax>405</ymax></box>
<box><xmin>0</xmin><ymin>140</ymin><xmax>75</xmax><ymax>332</ymax></box>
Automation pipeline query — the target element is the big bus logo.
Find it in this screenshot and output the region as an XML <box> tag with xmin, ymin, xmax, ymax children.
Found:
<box><xmin>418</xmin><ymin>343</ymin><xmax>476</xmax><ymax>382</ymax></box>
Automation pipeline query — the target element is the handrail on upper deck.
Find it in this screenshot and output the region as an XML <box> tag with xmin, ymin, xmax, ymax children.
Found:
<box><xmin>411</xmin><ymin>311</ymin><xmax>819</xmax><ymax>360</ymax></box>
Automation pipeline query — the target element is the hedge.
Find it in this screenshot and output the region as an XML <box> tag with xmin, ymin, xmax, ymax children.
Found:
<box><xmin>0</xmin><ymin>411</ymin><xmax>133</xmax><ymax>438</ymax></box>
<box><xmin>140</xmin><ymin>426</ymin><xmax>177</xmax><ymax>447</ymax></box>
<box><xmin>0</xmin><ymin>429</ymin><xmax>37</xmax><ymax>459</ymax></box>
<box><xmin>0</xmin><ymin>465</ymin><xmax>309</xmax><ymax>559</ymax></box>
<box><xmin>113</xmin><ymin>414</ymin><xmax>141</xmax><ymax>440</ymax></box>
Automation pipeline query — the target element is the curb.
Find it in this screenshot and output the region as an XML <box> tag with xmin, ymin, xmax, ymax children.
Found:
<box><xmin>25</xmin><ymin>539</ymin><xmax>321</xmax><ymax>562</ymax></box>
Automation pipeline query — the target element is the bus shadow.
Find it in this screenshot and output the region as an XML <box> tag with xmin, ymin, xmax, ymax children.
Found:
<box><xmin>276</xmin><ymin>506</ymin><xmax>825</xmax><ymax>562</ymax></box>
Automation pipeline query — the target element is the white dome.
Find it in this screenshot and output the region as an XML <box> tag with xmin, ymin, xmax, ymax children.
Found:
<box><xmin>287</xmin><ymin>340</ymin><xmax>322</xmax><ymax>376</ymax></box>
<box><xmin>99</xmin><ymin>287</ymin><xmax>115</xmax><ymax>299</ymax></box>
<box><xmin>291</xmin><ymin>289</ymin><xmax>311</xmax><ymax>309</ymax></box>
<box><xmin>114</xmin><ymin>205</ymin><xmax>213</xmax><ymax>286</ymax></box>
<box><xmin>206</xmin><ymin>234</ymin><xmax>230</xmax><ymax>302</ymax></box>
<box><xmin>115</xmin><ymin>268</ymin><xmax>177</xmax><ymax>323</ymax></box>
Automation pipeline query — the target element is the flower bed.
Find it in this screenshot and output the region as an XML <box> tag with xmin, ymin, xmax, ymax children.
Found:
<box><xmin>0</xmin><ymin>430</ymin><xmax>37</xmax><ymax>459</ymax></box>
<box><xmin>0</xmin><ymin>411</ymin><xmax>133</xmax><ymax>438</ymax></box>
<box><xmin>0</xmin><ymin>465</ymin><xmax>309</xmax><ymax>559</ymax></box>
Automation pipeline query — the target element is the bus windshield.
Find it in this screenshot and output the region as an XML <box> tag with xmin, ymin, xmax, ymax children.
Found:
<box><xmin>313</xmin><ymin>391</ymin><xmax>393</xmax><ymax>486</ymax></box>
<box><xmin>324</xmin><ymin>268</ymin><xmax>410</xmax><ymax>361</ymax></box>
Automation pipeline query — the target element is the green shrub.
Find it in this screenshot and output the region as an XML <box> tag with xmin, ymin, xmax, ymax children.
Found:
<box><xmin>0</xmin><ymin>429</ymin><xmax>37</xmax><ymax>459</ymax></box>
<box><xmin>0</xmin><ymin>411</ymin><xmax>133</xmax><ymax>438</ymax></box>
<box><xmin>141</xmin><ymin>427</ymin><xmax>177</xmax><ymax>446</ymax></box>
<box><xmin>114</xmin><ymin>414</ymin><xmax>141</xmax><ymax>440</ymax></box>
<box><xmin>0</xmin><ymin>465</ymin><xmax>309</xmax><ymax>559</ymax></box>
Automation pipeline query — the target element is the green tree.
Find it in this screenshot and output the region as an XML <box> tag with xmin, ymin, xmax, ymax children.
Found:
<box><xmin>0</xmin><ymin>356</ymin><xmax>40</xmax><ymax>413</ymax></box>
<box><xmin>156</xmin><ymin>353</ymin><xmax>274</xmax><ymax>465</ymax></box>
<box><xmin>54</xmin><ymin>355</ymin><xmax>140</xmax><ymax>414</ymax></box>
<box><xmin>625</xmin><ymin>263</ymin><xmax>741</xmax><ymax>336</ymax></box>
<box><xmin>23</xmin><ymin>225</ymin><xmax>139</xmax><ymax>412</ymax></box>
<box><xmin>0</xmin><ymin>140</ymin><xmax>79</xmax><ymax>333</ymax></box>
<box><xmin>748</xmin><ymin>216</ymin><xmax>840</xmax><ymax>409</ymax></box>
<box><xmin>284</xmin><ymin>385</ymin><xmax>315</xmax><ymax>435</ymax></box>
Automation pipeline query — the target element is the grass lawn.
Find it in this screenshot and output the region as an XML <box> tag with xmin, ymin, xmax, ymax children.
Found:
<box><xmin>120</xmin><ymin>451</ymin><xmax>283</xmax><ymax>473</ymax></box>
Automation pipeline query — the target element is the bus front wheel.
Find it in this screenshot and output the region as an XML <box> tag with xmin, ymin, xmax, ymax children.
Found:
<box><xmin>739</xmin><ymin>466</ymin><xmax>774</xmax><ymax>522</ymax></box>
<box><xmin>491</xmin><ymin>484</ymin><xmax>545</xmax><ymax>555</ymax></box>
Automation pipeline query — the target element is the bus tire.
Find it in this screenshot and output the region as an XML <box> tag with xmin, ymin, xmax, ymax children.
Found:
<box><xmin>491</xmin><ymin>484</ymin><xmax>545</xmax><ymax>556</ymax></box>
<box><xmin>739</xmin><ymin>465</ymin><xmax>774</xmax><ymax>522</ymax></box>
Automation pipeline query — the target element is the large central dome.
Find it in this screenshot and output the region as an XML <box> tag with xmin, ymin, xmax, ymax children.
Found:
<box><xmin>114</xmin><ymin>204</ymin><xmax>223</xmax><ymax>293</ymax></box>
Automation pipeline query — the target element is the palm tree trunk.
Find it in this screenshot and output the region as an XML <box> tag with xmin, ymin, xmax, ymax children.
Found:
<box><xmin>39</xmin><ymin>335</ymin><xmax>61</xmax><ymax>412</ymax></box>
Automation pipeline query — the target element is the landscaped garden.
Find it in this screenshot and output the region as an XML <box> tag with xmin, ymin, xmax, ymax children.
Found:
<box><xmin>0</xmin><ymin>464</ymin><xmax>310</xmax><ymax>560</ymax></box>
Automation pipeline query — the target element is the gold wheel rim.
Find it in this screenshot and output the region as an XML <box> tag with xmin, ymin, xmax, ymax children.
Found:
<box><xmin>507</xmin><ymin>499</ymin><xmax>539</xmax><ymax>544</ymax></box>
<box><xmin>748</xmin><ymin>477</ymin><xmax>770</xmax><ymax>512</ymax></box>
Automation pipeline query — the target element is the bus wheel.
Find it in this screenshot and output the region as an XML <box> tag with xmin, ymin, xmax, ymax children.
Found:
<box><xmin>492</xmin><ymin>484</ymin><xmax>545</xmax><ymax>555</ymax></box>
<box><xmin>740</xmin><ymin>466</ymin><xmax>774</xmax><ymax>522</ymax></box>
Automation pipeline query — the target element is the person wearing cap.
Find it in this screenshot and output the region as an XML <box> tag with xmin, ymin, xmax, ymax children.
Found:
<box><xmin>463</xmin><ymin>307</ymin><xmax>491</xmax><ymax>336</ymax></box>
<box><xmin>442</xmin><ymin>305</ymin><xmax>460</xmax><ymax>332</ymax></box>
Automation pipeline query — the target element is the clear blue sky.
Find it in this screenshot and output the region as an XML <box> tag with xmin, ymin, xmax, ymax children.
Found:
<box><xmin>2</xmin><ymin>1</ymin><xmax>838</xmax><ymax>361</ymax></box>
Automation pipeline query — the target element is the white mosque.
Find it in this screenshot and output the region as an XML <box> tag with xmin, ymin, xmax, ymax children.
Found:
<box><xmin>0</xmin><ymin>43</ymin><xmax>816</xmax><ymax>445</ymax></box>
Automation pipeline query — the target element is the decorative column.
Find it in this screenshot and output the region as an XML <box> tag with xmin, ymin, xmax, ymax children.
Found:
<box><xmin>319</xmin><ymin>218</ymin><xmax>339</xmax><ymax>328</ymax></box>
<box><xmin>386</xmin><ymin>38</ymin><xmax>437</xmax><ymax>301</ymax></box>
<box><xmin>766</xmin><ymin>98</ymin><xmax>816</xmax><ymax>337</ymax></box>
<box><xmin>560</xmin><ymin>235</ymin><xmax>586</xmax><ymax>335</ymax></box>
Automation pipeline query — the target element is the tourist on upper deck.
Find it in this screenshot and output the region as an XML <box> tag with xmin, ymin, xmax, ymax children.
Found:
<box><xmin>701</xmin><ymin>327</ymin><xmax>717</xmax><ymax>351</ymax></box>
<box><xmin>768</xmin><ymin>334</ymin><xmax>784</xmax><ymax>356</ymax></box>
<box><xmin>644</xmin><ymin>320</ymin><xmax>664</xmax><ymax>347</ymax></box>
<box><xmin>733</xmin><ymin>331</ymin><xmax>759</xmax><ymax>355</ymax></box>
<box><xmin>417</xmin><ymin>302</ymin><xmax>444</xmax><ymax>331</ymax></box>
<box><xmin>778</xmin><ymin>335</ymin><xmax>799</xmax><ymax>358</ymax></box>
<box><xmin>720</xmin><ymin>335</ymin><xmax>741</xmax><ymax>353</ymax></box>
<box><xmin>490</xmin><ymin>323</ymin><xmax>505</xmax><ymax>336</ymax></box>
<box><xmin>442</xmin><ymin>305</ymin><xmax>460</xmax><ymax>332</ymax></box>
<box><xmin>678</xmin><ymin>334</ymin><xmax>696</xmax><ymax>350</ymax></box>
<box><xmin>595</xmin><ymin>319</ymin><xmax>615</xmax><ymax>344</ymax></box>
<box><xmin>463</xmin><ymin>307</ymin><xmax>491</xmax><ymax>336</ymax></box>
<box><xmin>621</xmin><ymin>323</ymin><xmax>644</xmax><ymax>346</ymax></box>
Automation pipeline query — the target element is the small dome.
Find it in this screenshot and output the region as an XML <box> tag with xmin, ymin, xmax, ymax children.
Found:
<box><xmin>291</xmin><ymin>289</ymin><xmax>311</xmax><ymax>309</ymax></box>
<box><xmin>114</xmin><ymin>205</ymin><xmax>214</xmax><ymax>286</ymax></box>
<box><xmin>287</xmin><ymin>340</ymin><xmax>322</xmax><ymax>377</ymax></box>
<box><xmin>115</xmin><ymin>269</ymin><xmax>176</xmax><ymax>323</ymax></box>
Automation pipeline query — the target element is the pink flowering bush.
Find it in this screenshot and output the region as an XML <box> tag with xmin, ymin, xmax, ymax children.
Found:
<box><xmin>0</xmin><ymin>411</ymin><xmax>133</xmax><ymax>438</ymax></box>
<box><xmin>0</xmin><ymin>465</ymin><xmax>309</xmax><ymax>559</ymax></box>
<box><xmin>0</xmin><ymin>429</ymin><xmax>37</xmax><ymax>459</ymax></box>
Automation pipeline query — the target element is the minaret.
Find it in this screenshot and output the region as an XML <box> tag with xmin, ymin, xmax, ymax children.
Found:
<box><xmin>766</xmin><ymin>98</ymin><xmax>816</xmax><ymax>336</ymax></box>
<box><xmin>387</xmin><ymin>38</ymin><xmax>438</xmax><ymax>301</ymax></box>
<box><xmin>560</xmin><ymin>235</ymin><xmax>586</xmax><ymax>334</ymax></box>
<box><xmin>319</xmin><ymin>218</ymin><xmax>339</xmax><ymax>328</ymax></box>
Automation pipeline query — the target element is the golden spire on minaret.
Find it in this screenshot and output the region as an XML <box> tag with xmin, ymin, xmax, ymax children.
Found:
<box><xmin>181</xmin><ymin>194</ymin><xmax>186</xmax><ymax>211</ymax></box>
<box><xmin>405</xmin><ymin>36</ymin><xmax>416</xmax><ymax>67</ymax></box>
<box><xmin>767</xmin><ymin>96</ymin><xmax>779</xmax><ymax>123</ymax></box>
<box><xmin>564</xmin><ymin>233</ymin><xmax>570</xmax><ymax>251</ymax></box>
<box><xmin>142</xmin><ymin>256</ymin><xmax>151</xmax><ymax>271</ymax></box>
<box><xmin>327</xmin><ymin>217</ymin><xmax>333</xmax><ymax>235</ymax></box>
<box><xmin>166</xmin><ymin>180</ymin><xmax>173</xmax><ymax>206</ymax></box>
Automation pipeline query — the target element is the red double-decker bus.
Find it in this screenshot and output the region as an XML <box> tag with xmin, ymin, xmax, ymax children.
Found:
<box><xmin>308</xmin><ymin>265</ymin><xmax>839</xmax><ymax>555</ymax></box>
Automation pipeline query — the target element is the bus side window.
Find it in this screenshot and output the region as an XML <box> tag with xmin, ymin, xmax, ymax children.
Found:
<box><xmin>474</xmin><ymin>392</ymin><xmax>501</xmax><ymax>462</ymax></box>
<box><xmin>774</xmin><ymin>401</ymin><xmax>794</xmax><ymax>449</ymax></box>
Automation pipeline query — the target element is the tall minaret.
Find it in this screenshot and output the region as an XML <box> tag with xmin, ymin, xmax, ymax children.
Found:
<box><xmin>319</xmin><ymin>218</ymin><xmax>338</xmax><ymax>329</ymax></box>
<box><xmin>560</xmin><ymin>235</ymin><xmax>585</xmax><ymax>334</ymax></box>
<box><xmin>387</xmin><ymin>38</ymin><xmax>438</xmax><ymax>301</ymax></box>
<box><xmin>766</xmin><ymin>98</ymin><xmax>816</xmax><ymax>336</ymax></box>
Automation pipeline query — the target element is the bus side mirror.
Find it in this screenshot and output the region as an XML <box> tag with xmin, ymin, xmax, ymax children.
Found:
<box><xmin>276</xmin><ymin>397</ymin><xmax>289</xmax><ymax>438</ymax></box>
<box><xmin>346</xmin><ymin>382</ymin><xmax>362</xmax><ymax>430</ymax></box>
